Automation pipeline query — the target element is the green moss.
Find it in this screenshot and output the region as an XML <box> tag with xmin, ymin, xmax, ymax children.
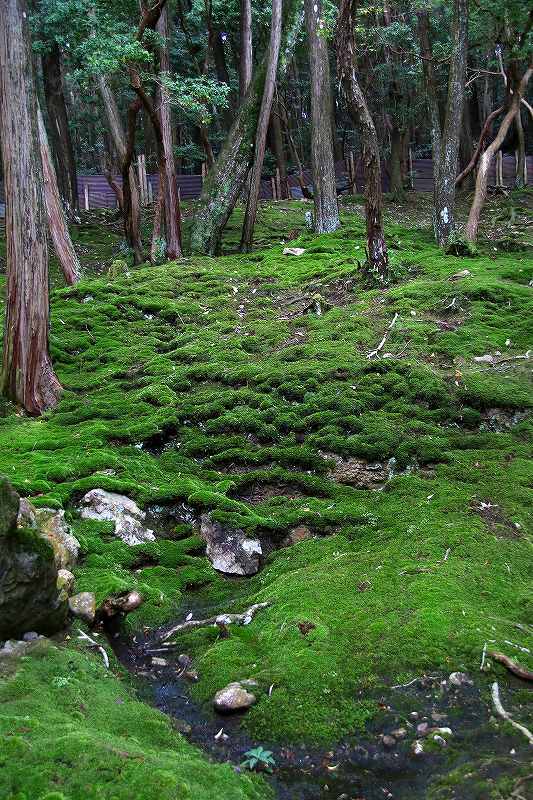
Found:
<box><xmin>0</xmin><ymin>644</ymin><xmax>270</xmax><ymax>800</ymax></box>
<box><xmin>0</xmin><ymin>199</ymin><xmax>532</xmax><ymax>756</ymax></box>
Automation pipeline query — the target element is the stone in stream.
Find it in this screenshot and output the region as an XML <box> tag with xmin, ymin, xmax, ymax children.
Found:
<box><xmin>0</xmin><ymin>478</ymin><xmax>67</xmax><ymax>639</ymax></box>
<box><xmin>200</xmin><ymin>514</ymin><xmax>262</xmax><ymax>576</ymax></box>
<box><xmin>68</xmin><ymin>592</ymin><xmax>96</xmax><ymax>624</ymax></box>
<box><xmin>213</xmin><ymin>681</ymin><xmax>257</xmax><ymax>713</ymax></box>
<box><xmin>79</xmin><ymin>489</ymin><xmax>155</xmax><ymax>546</ymax></box>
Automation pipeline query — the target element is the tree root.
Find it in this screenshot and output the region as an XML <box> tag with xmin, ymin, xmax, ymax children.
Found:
<box><xmin>488</xmin><ymin>651</ymin><xmax>533</xmax><ymax>682</ymax></box>
<box><xmin>159</xmin><ymin>601</ymin><xmax>271</xmax><ymax>643</ymax></box>
<box><xmin>491</xmin><ymin>682</ymin><xmax>533</xmax><ymax>746</ymax></box>
<box><xmin>78</xmin><ymin>629</ymin><xmax>109</xmax><ymax>669</ymax></box>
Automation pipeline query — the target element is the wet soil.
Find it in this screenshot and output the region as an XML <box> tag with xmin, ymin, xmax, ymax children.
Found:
<box><xmin>107</xmin><ymin>606</ymin><xmax>532</xmax><ymax>800</ymax></box>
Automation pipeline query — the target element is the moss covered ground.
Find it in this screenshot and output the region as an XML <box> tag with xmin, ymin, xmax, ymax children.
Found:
<box><xmin>0</xmin><ymin>192</ymin><xmax>532</xmax><ymax>798</ymax></box>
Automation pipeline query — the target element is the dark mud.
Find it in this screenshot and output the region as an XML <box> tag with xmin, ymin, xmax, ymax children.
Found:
<box><xmin>107</xmin><ymin>607</ymin><xmax>532</xmax><ymax>800</ymax></box>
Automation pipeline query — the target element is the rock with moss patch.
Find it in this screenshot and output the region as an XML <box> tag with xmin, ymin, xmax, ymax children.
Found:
<box><xmin>34</xmin><ymin>508</ymin><xmax>80</xmax><ymax>570</ymax></box>
<box><xmin>57</xmin><ymin>569</ymin><xmax>75</xmax><ymax>594</ymax></box>
<box><xmin>213</xmin><ymin>681</ymin><xmax>257</xmax><ymax>713</ymax></box>
<box><xmin>0</xmin><ymin>478</ymin><xmax>67</xmax><ymax>639</ymax></box>
<box><xmin>79</xmin><ymin>489</ymin><xmax>155</xmax><ymax>546</ymax></box>
<box><xmin>281</xmin><ymin>525</ymin><xmax>313</xmax><ymax>548</ymax></box>
<box><xmin>68</xmin><ymin>592</ymin><xmax>96</xmax><ymax>624</ymax></box>
<box><xmin>200</xmin><ymin>514</ymin><xmax>262</xmax><ymax>576</ymax></box>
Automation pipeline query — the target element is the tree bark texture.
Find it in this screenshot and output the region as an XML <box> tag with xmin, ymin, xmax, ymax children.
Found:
<box><xmin>41</xmin><ymin>42</ymin><xmax>78</xmax><ymax>211</ymax></box>
<box><xmin>155</xmin><ymin>5</ymin><xmax>183</xmax><ymax>259</ymax></box>
<box><xmin>270</xmin><ymin>99</ymin><xmax>290</xmax><ymax>199</ymax></box>
<box><xmin>432</xmin><ymin>0</ymin><xmax>468</xmax><ymax>246</ymax></box>
<box><xmin>37</xmin><ymin>107</ymin><xmax>81</xmax><ymax>285</ymax></box>
<box><xmin>304</xmin><ymin>0</ymin><xmax>340</xmax><ymax>232</ymax></box>
<box><xmin>514</xmin><ymin>107</ymin><xmax>526</xmax><ymax>188</ymax></box>
<box><xmin>336</xmin><ymin>0</ymin><xmax>389</xmax><ymax>283</ymax></box>
<box><xmin>0</xmin><ymin>0</ymin><xmax>61</xmax><ymax>414</ymax></box>
<box><xmin>389</xmin><ymin>123</ymin><xmax>404</xmax><ymax>199</ymax></box>
<box><xmin>416</xmin><ymin>11</ymin><xmax>442</xmax><ymax>181</ymax></box>
<box><xmin>190</xmin><ymin>0</ymin><xmax>303</xmax><ymax>255</ymax></box>
<box><xmin>240</xmin><ymin>0</ymin><xmax>283</xmax><ymax>251</ymax></box>
<box><xmin>97</xmin><ymin>75</ymin><xmax>144</xmax><ymax>263</ymax></box>
<box><xmin>240</xmin><ymin>0</ymin><xmax>253</xmax><ymax>99</ymax></box>
<box><xmin>466</xmin><ymin>67</ymin><xmax>532</xmax><ymax>242</ymax></box>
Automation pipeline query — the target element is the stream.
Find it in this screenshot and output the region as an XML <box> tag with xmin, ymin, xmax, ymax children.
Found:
<box><xmin>107</xmin><ymin>602</ymin><xmax>530</xmax><ymax>800</ymax></box>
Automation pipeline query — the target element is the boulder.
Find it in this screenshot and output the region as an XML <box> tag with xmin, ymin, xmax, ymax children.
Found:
<box><xmin>79</xmin><ymin>489</ymin><xmax>156</xmax><ymax>546</ymax></box>
<box><xmin>68</xmin><ymin>592</ymin><xmax>96</xmax><ymax>624</ymax></box>
<box><xmin>34</xmin><ymin>508</ymin><xmax>80</xmax><ymax>570</ymax></box>
<box><xmin>200</xmin><ymin>514</ymin><xmax>262</xmax><ymax>576</ymax></box>
<box><xmin>213</xmin><ymin>681</ymin><xmax>257</xmax><ymax>713</ymax></box>
<box><xmin>0</xmin><ymin>478</ymin><xmax>67</xmax><ymax>640</ymax></box>
<box><xmin>100</xmin><ymin>590</ymin><xmax>143</xmax><ymax>617</ymax></box>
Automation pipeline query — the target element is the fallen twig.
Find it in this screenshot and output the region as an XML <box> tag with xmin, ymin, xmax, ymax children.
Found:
<box><xmin>488</xmin><ymin>651</ymin><xmax>533</xmax><ymax>681</ymax></box>
<box><xmin>480</xmin><ymin>642</ymin><xmax>487</xmax><ymax>671</ymax></box>
<box><xmin>391</xmin><ymin>674</ymin><xmax>439</xmax><ymax>689</ymax></box>
<box><xmin>78</xmin><ymin>629</ymin><xmax>110</xmax><ymax>669</ymax></box>
<box><xmin>491</xmin><ymin>681</ymin><xmax>533</xmax><ymax>745</ymax></box>
<box><xmin>160</xmin><ymin>601</ymin><xmax>270</xmax><ymax>643</ymax></box>
<box><xmin>367</xmin><ymin>313</ymin><xmax>399</xmax><ymax>359</ymax></box>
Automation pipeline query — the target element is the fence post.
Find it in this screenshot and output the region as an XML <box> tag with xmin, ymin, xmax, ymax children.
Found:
<box><xmin>84</xmin><ymin>182</ymin><xmax>90</xmax><ymax>211</ymax></box>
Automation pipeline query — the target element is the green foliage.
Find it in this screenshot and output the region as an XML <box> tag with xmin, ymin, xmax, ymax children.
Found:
<box><xmin>241</xmin><ymin>746</ymin><xmax>276</xmax><ymax>773</ymax></box>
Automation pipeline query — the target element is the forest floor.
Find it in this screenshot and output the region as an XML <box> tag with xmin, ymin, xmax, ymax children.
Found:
<box><xmin>0</xmin><ymin>190</ymin><xmax>532</xmax><ymax>800</ymax></box>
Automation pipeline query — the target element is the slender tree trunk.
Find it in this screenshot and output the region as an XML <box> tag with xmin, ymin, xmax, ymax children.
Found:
<box><xmin>150</xmin><ymin>190</ymin><xmax>164</xmax><ymax>262</ymax></box>
<box><xmin>514</xmin><ymin>107</ymin><xmax>526</xmax><ymax>188</ymax></box>
<box><xmin>240</xmin><ymin>0</ymin><xmax>253</xmax><ymax>99</ymax></box>
<box><xmin>389</xmin><ymin>123</ymin><xmax>404</xmax><ymax>199</ymax></box>
<box><xmin>466</xmin><ymin>67</ymin><xmax>532</xmax><ymax>241</ymax></box>
<box><xmin>37</xmin><ymin>108</ymin><xmax>81</xmax><ymax>285</ymax></box>
<box><xmin>416</xmin><ymin>10</ymin><xmax>442</xmax><ymax>182</ymax></box>
<box><xmin>304</xmin><ymin>0</ymin><xmax>340</xmax><ymax>232</ymax></box>
<box><xmin>336</xmin><ymin>0</ymin><xmax>388</xmax><ymax>283</ymax></box>
<box><xmin>41</xmin><ymin>42</ymin><xmax>78</xmax><ymax>212</ymax></box>
<box><xmin>190</xmin><ymin>0</ymin><xmax>303</xmax><ymax>255</ymax></box>
<box><xmin>97</xmin><ymin>75</ymin><xmax>144</xmax><ymax>263</ymax></box>
<box><xmin>270</xmin><ymin>100</ymin><xmax>290</xmax><ymax>198</ymax></box>
<box><xmin>455</xmin><ymin>105</ymin><xmax>504</xmax><ymax>187</ymax></box>
<box><xmin>458</xmin><ymin>105</ymin><xmax>475</xmax><ymax>191</ymax></box>
<box><xmin>240</xmin><ymin>0</ymin><xmax>283</xmax><ymax>251</ymax></box>
<box><xmin>433</xmin><ymin>0</ymin><xmax>468</xmax><ymax>246</ymax></box>
<box><xmin>121</xmin><ymin>96</ymin><xmax>144</xmax><ymax>265</ymax></box>
<box><xmin>0</xmin><ymin>0</ymin><xmax>61</xmax><ymax>414</ymax></box>
<box><xmin>155</xmin><ymin>6</ymin><xmax>182</xmax><ymax>259</ymax></box>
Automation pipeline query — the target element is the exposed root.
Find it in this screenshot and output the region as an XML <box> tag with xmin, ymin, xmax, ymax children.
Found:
<box><xmin>491</xmin><ymin>681</ymin><xmax>533</xmax><ymax>746</ymax></box>
<box><xmin>78</xmin><ymin>629</ymin><xmax>110</xmax><ymax>669</ymax></box>
<box><xmin>159</xmin><ymin>601</ymin><xmax>271</xmax><ymax>643</ymax></box>
<box><xmin>488</xmin><ymin>651</ymin><xmax>533</xmax><ymax>682</ymax></box>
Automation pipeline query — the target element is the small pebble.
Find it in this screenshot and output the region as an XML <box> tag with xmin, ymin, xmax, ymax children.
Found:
<box><xmin>382</xmin><ymin>735</ymin><xmax>396</xmax><ymax>749</ymax></box>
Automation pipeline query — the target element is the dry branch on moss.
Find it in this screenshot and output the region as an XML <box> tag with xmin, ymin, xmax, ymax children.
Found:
<box><xmin>489</xmin><ymin>651</ymin><xmax>533</xmax><ymax>682</ymax></box>
<box><xmin>491</xmin><ymin>681</ymin><xmax>533</xmax><ymax>745</ymax></box>
<box><xmin>159</xmin><ymin>601</ymin><xmax>271</xmax><ymax>643</ymax></box>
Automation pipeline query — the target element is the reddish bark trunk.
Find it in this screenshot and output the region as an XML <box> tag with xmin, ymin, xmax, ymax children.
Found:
<box><xmin>37</xmin><ymin>107</ymin><xmax>81</xmax><ymax>285</ymax></box>
<box><xmin>0</xmin><ymin>0</ymin><xmax>61</xmax><ymax>414</ymax></box>
<box><xmin>240</xmin><ymin>0</ymin><xmax>253</xmax><ymax>99</ymax></box>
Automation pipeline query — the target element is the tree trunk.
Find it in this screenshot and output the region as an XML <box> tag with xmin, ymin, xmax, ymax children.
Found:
<box><xmin>41</xmin><ymin>42</ymin><xmax>78</xmax><ymax>212</ymax></box>
<box><xmin>240</xmin><ymin>0</ymin><xmax>283</xmax><ymax>251</ymax></box>
<box><xmin>336</xmin><ymin>0</ymin><xmax>388</xmax><ymax>283</ymax></box>
<box><xmin>466</xmin><ymin>67</ymin><xmax>532</xmax><ymax>242</ymax></box>
<box><xmin>270</xmin><ymin>100</ymin><xmax>291</xmax><ymax>198</ymax></box>
<box><xmin>514</xmin><ymin>107</ymin><xmax>526</xmax><ymax>188</ymax></box>
<box><xmin>432</xmin><ymin>0</ymin><xmax>468</xmax><ymax>246</ymax></box>
<box><xmin>190</xmin><ymin>0</ymin><xmax>303</xmax><ymax>255</ymax></box>
<box><xmin>455</xmin><ymin>105</ymin><xmax>504</xmax><ymax>187</ymax></box>
<box><xmin>240</xmin><ymin>0</ymin><xmax>253</xmax><ymax>99</ymax></box>
<box><xmin>416</xmin><ymin>10</ymin><xmax>442</xmax><ymax>182</ymax></box>
<box><xmin>37</xmin><ymin>107</ymin><xmax>81</xmax><ymax>285</ymax></box>
<box><xmin>97</xmin><ymin>75</ymin><xmax>144</xmax><ymax>263</ymax></box>
<box><xmin>155</xmin><ymin>5</ymin><xmax>182</xmax><ymax>259</ymax></box>
<box><xmin>389</xmin><ymin>123</ymin><xmax>404</xmax><ymax>199</ymax></box>
<box><xmin>0</xmin><ymin>0</ymin><xmax>61</xmax><ymax>414</ymax></box>
<box><xmin>304</xmin><ymin>0</ymin><xmax>340</xmax><ymax>232</ymax></box>
<box><xmin>458</xmin><ymin>104</ymin><xmax>475</xmax><ymax>191</ymax></box>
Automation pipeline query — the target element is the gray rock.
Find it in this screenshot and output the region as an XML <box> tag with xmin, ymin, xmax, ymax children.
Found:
<box><xmin>448</xmin><ymin>671</ymin><xmax>473</xmax><ymax>688</ymax></box>
<box><xmin>22</xmin><ymin>631</ymin><xmax>40</xmax><ymax>642</ymax></box>
<box><xmin>35</xmin><ymin>508</ymin><xmax>80</xmax><ymax>570</ymax></box>
<box><xmin>68</xmin><ymin>592</ymin><xmax>96</xmax><ymax>624</ymax></box>
<box><xmin>213</xmin><ymin>681</ymin><xmax>257</xmax><ymax>713</ymax></box>
<box><xmin>0</xmin><ymin>478</ymin><xmax>67</xmax><ymax>640</ymax></box>
<box><xmin>200</xmin><ymin>514</ymin><xmax>262</xmax><ymax>576</ymax></box>
<box><xmin>79</xmin><ymin>489</ymin><xmax>156</xmax><ymax>546</ymax></box>
<box><xmin>57</xmin><ymin>568</ymin><xmax>75</xmax><ymax>594</ymax></box>
<box><xmin>382</xmin><ymin>735</ymin><xmax>396</xmax><ymax>749</ymax></box>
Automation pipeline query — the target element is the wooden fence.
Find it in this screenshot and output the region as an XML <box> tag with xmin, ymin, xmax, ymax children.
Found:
<box><xmin>0</xmin><ymin>155</ymin><xmax>531</xmax><ymax>213</ymax></box>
